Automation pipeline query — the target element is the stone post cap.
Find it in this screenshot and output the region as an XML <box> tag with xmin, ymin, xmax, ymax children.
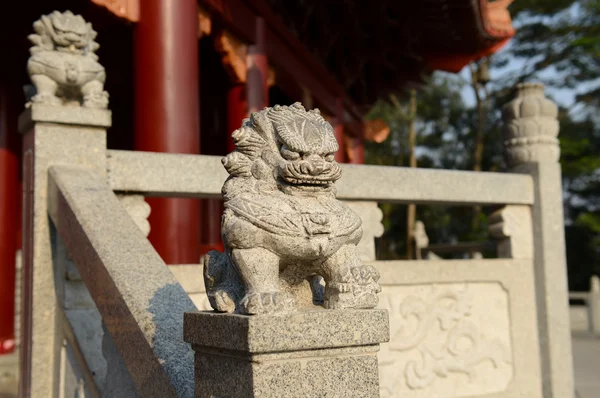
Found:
<box><xmin>19</xmin><ymin>103</ymin><xmax>112</xmax><ymax>133</ymax></box>
<box><xmin>502</xmin><ymin>82</ymin><xmax>560</xmax><ymax>167</ymax></box>
<box><xmin>184</xmin><ymin>309</ymin><xmax>389</xmax><ymax>353</ymax></box>
<box><xmin>591</xmin><ymin>275</ymin><xmax>600</xmax><ymax>293</ymax></box>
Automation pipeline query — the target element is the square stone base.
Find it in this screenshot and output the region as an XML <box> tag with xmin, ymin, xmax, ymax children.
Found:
<box><xmin>184</xmin><ymin>309</ymin><xmax>389</xmax><ymax>398</ymax></box>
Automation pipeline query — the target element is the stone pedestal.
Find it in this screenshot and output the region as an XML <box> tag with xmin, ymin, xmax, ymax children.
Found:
<box><xmin>19</xmin><ymin>103</ymin><xmax>110</xmax><ymax>397</ymax></box>
<box><xmin>184</xmin><ymin>309</ymin><xmax>389</xmax><ymax>397</ymax></box>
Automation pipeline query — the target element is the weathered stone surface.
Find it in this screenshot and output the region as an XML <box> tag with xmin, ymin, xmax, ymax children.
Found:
<box><xmin>505</xmin><ymin>83</ymin><xmax>574</xmax><ymax>398</ymax></box>
<box><xmin>27</xmin><ymin>11</ymin><xmax>109</xmax><ymax>109</ymax></box>
<box><xmin>344</xmin><ymin>201</ymin><xmax>384</xmax><ymax>262</ymax></box>
<box><xmin>19</xmin><ymin>103</ymin><xmax>108</xmax><ymax>397</ymax></box>
<box><xmin>589</xmin><ymin>275</ymin><xmax>600</xmax><ymax>335</ymax></box>
<box><xmin>488</xmin><ymin>205</ymin><xmax>534</xmax><ymax>259</ymax></box>
<box><xmin>502</xmin><ymin>83</ymin><xmax>559</xmax><ymax>167</ymax></box>
<box><xmin>375</xmin><ymin>259</ymin><xmax>543</xmax><ymax>398</ymax></box>
<box><xmin>47</xmin><ymin>165</ymin><xmax>196</xmax><ymax>397</ymax></box>
<box><xmin>0</xmin><ymin>351</ymin><xmax>18</xmax><ymax>398</ymax></box>
<box><xmin>106</xmin><ymin>150</ymin><xmax>535</xmax><ymax>206</ymax></box>
<box><xmin>185</xmin><ymin>309</ymin><xmax>389</xmax><ymax>398</ymax></box>
<box><xmin>185</xmin><ymin>309</ymin><xmax>389</xmax><ymax>352</ymax></box>
<box><xmin>380</xmin><ymin>283</ymin><xmax>512</xmax><ymax>397</ymax></box>
<box><xmin>204</xmin><ymin>103</ymin><xmax>381</xmax><ymax>315</ymax></box>
<box><xmin>170</xmin><ymin>264</ymin><xmax>212</xmax><ymax>310</ymax></box>
<box><xmin>116</xmin><ymin>194</ymin><xmax>151</xmax><ymax>237</ymax></box>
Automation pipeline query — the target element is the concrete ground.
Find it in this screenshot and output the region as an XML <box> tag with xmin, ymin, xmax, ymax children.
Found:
<box><xmin>0</xmin><ymin>351</ymin><xmax>17</xmax><ymax>398</ymax></box>
<box><xmin>573</xmin><ymin>333</ymin><xmax>600</xmax><ymax>398</ymax></box>
<box><xmin>0</xmin><ymin>334</ymin><xmax>598</xmax><ymax>397</ymax></box>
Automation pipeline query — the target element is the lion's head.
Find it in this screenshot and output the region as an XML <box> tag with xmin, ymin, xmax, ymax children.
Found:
<box><xmin>29</xmin><ymin>11</ymin><xmax>99</xmax><ymax>56</ymax></box>
<box><xmin>223</xmin><ymin>103</ymin><xmax>342</xmax><ymax>195</ymax></box>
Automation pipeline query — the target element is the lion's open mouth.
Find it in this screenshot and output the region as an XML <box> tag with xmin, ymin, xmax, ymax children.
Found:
<box><xmin>282</xmin><ymin>177</ymin><xmax>331</xmax><ymax>186</ymax></box>
<box><xmin>277</xmin><ymin>176</ymin><xmax>334</xmax><ymax>193</ymax></box>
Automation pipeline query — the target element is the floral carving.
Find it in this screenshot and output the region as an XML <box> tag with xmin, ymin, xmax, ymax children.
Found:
<box><xmin>380</xmin><ymin>284</ymin><xmax>512</xmax><ymax>396</ymax></box>
<box><xmin>502</xmin><ymin>83</ymin><xmax>559</xmax><ymax>166</ymax></box>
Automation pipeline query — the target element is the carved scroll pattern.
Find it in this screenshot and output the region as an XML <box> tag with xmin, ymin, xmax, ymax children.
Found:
<box><xmin>117</xmin><ymin>195</ymin><xmax>150</xmax><ymax>238</ymax></box>
<box><xmin>378</xmin><ymin>283</ymin><xmax>513</xmax><ymax>397</ymax></box>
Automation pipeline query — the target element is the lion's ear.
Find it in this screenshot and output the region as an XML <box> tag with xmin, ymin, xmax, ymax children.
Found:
<box><xmin>88</xmin><ymin>24</ymin><xmax>98</xmax><ymax>40</ymax></box>
<box><xmin>28</xmin><ymin>34</ymin><xmax>42</xmax><ymax>46</ymax></box>
<box><xmin>222</xmin><ymin>152</ymin><xmax>253</xmax><ymax>178</ymax></box>
<box><xmin>32</xmin><ymin>20</ymin><xmax>46</xmax><ymax>35</ymax></box>
<box><xmin>89</xmin><ymin>41</ymin><xmax>100</xmax><ymax>53</ymax></box>
<box><xmin>250</xmin><ymin>111</ymin><xmax>274</xmax><ymax>142</ymax></box>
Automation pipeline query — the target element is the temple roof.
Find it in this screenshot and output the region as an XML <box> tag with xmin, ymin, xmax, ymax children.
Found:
<box><xmin>264</xmin><ymin>0</ymin><xmax>515</xmax><ymax>108</ymax></box>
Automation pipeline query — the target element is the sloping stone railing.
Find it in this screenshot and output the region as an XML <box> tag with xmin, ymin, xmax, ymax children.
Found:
<box><xmin>18</xmin><ymin>10</ymin><xmax>574</xmax><ymax>398</ymax></box>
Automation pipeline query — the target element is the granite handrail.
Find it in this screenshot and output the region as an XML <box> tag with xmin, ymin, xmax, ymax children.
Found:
<box><xmin>107</xmin><ymin>149</ymin><xmax>535</xmax><ymax>206</ymax></box>
<box><xmin>47</xmin><ymin>165</ymin><xmax>196</xmax><ymax>397</ymax></box>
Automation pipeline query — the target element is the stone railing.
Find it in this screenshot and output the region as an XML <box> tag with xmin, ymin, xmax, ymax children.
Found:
<box><xmin>569</xmin><ymin>275</ymin><xmax>600</xmax><ymax>335</ymax></box>
<box><xmin>18</xmin><ymin>10</ymin><xmax>574</xmax><ymax>398</ymax></box>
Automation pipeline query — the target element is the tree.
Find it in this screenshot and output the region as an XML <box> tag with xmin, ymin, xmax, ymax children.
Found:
<box><xmin>365</xmin><ymin>73</ymin><xmax>489</xmax><ymax>259</ymax></box>
<box><xmin>499</xmin><ymin>0</ymin><xmax>600</xmax><ymax>290</ymax></box>
<box><xmin>365</xmin><ymin>0</ymin><xmax>600</xmax><ymax>276</ymax></box>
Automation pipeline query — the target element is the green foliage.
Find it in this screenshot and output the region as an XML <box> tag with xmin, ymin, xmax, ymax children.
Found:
<box><xmin>365</xmin><ymin>74</ymin><xmax>497</xmax><ymax>259</ymax></box>
<box><xmin>365</xmin><ymin>0</ymin><xmax>600</xmax><ymax>280</ymax></box>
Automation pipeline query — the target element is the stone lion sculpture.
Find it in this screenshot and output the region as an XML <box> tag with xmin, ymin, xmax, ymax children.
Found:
<box><xmin>204</xmin><ymin>103</ymin><xmax>381</xmax><ymax>315</ymax></box>
<box><xmin>27</xmin><ymin>11</ymin><xmax>108</xmax><ymax>108</ymax></box>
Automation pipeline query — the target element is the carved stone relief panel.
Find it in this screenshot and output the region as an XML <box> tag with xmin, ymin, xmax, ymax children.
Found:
<box><xmin>377</xmin><ymin>283</ymin><xmax>513</xmax><ymax>397</ymax></box>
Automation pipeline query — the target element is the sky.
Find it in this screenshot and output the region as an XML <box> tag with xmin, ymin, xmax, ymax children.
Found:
<box><xmin>458</xmin><ymin>2</ymin><xmax>600</xmax><ymax>117</ymax></box>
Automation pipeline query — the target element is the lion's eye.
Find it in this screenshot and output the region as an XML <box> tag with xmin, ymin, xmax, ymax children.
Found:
<box><xmin>325</xmin><ymin>153</ymin><xmax>334</xmax><ymax>162</ymax></box>
<box><xmin>281</xmin><ymin>148</ymin><xmax>300</xmax><ymax>160</ymax></box>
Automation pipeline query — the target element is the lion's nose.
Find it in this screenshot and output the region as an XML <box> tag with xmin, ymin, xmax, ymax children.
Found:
<box><xmin>306</xmin><ymin>155</ymin><xmax>325</xmax><ymax>175</ymax></box>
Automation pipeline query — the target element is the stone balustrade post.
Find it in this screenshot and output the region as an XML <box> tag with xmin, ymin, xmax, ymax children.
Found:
<box><xmin>184</xmin><ymin>310</ymin><xmax>389</xmax><ymax>397</ymax></box>
<box><xmin>19</xmin><ymin>104</ymin><xmax>110</xmax><ymax>397</ymax></box>
<box><xmin>502</xmin><ymin>83</ymin><xmax>574</xmax><ymax>398</ymax></box>
<box><xmin>18</xmin><ymin>11</ymin><xmax>111</xmax><ymax>397</ymax></box>
<box><xmin>589</xmin><ymin>275</ymin><xmax>600</xmax><ymax>335</ymax></box>
<box><xmin>184</xmin><ymin>102</ymin><xmax>390</xmax><ymax>397</ymax></box>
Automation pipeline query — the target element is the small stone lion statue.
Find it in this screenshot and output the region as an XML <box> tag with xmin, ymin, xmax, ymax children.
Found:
<box><xmin>204</xmin><ymin>103</ymin><xmax>381</xmax><ymax>315</ymax></box>
<box><xmin>27</xmin><ymin>11</ymin><xmax>108</xmax><ymax>108</ymax></box>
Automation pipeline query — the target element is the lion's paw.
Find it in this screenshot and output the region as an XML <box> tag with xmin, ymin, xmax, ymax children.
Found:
<box><xmin>240</xmin><ymin>292</ymin><xmax>292</xmax><ymax>315</ymax></box>
<box><xmin>324</xmin><ymin>264</ymin><xmax>381</xmax><ymax>310</ymax></box>
<box><xmin>32</xmin><ymin>93</ymin><xmax>61</xmax><ymax>106</ymax></box>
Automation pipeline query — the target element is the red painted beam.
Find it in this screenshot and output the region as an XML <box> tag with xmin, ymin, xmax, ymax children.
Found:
<box><xmin>200</xmin><ymin>0</ymin><xmax>257</xmax><ymax>44</ymax></box>
<box><xmin>199</xmin><ymin>0</ymin><xmax>364</xmax><ymax>138</ymax></box>
<box><xmin>134</xmin><ymin>0</ymin><xmax>201</xmax><ymax>264</ymax></box>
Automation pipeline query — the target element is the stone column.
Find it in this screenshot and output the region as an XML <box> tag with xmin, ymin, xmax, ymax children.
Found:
<box><xmin>502</xmin><ymin>82</ymin><xmax>574</xmax><ymax>398</ymax></box>
<box><xmin>184</xmin><ymin>309</ymin><xmax>388</xmax><ymax>397</ymax></box>
<box><xmin>19</xmin><ymin>11</ymin><xmax>111</xmax><ymax>396</ymax></box>
<box><xmin>19</xmin><ymin>105</ymin><xmax>110</xmax><ymax>397</ymax></box>
<box><xmin>589</xmin><ymin>275</ymin><xmax>600</xmax><ymax>335</ymax></box>
<box><xmin>134</xmin><ymin>0</ymin><xmax>201</xmax><ymax>264</ymax></box>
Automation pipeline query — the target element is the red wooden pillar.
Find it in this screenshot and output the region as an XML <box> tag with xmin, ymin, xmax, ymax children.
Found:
<box><xmin>352</xmin><ymin>135</ymin><xmax>365</xmax><ymax>164</ymax></box>
<box><xmin>134</xmin><ymin>0</ymin><xmax>200</xmax><ymax>264</ymax></box>
<box><xmin>247</xmin><ymin>18</ymin><xmax>269</xmax><ymax>113</ymax></box>
<box><xmin>227</xmin><ymin>84</ymin><xmax>247</xmax><ymax>152</ymax></box>
<box><xmin>333</xmin><ymin>98</ymin><xmax>346</xmax><ymax>163</ymax></box>
<box><xmin>0</xmin><ymin>80</ymin><xmax>20</xmax><ymax>354</ymax></box>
